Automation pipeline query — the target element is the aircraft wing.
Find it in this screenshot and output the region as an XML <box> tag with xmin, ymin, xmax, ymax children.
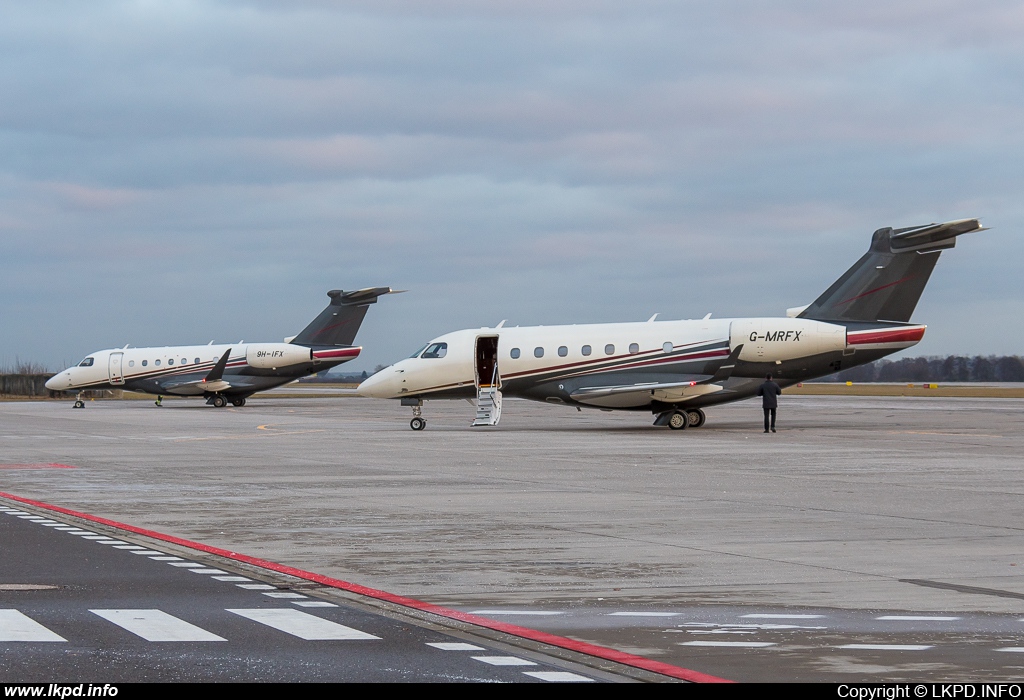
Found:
<box><xmin>568</xmin><ymin>345</ymin><xmax>743</xmax><ymax>408</ymax></box>
<box><xmin>158</xmin><ymin>349</ymin><xmax>246</xmax><ymax>395</ymax></box>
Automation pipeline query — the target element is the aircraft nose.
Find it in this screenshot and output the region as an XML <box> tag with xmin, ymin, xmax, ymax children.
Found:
<box><xmin>358</xmin><ymin>367</ymin><xmax>400</xmax><ymax>398</ymax></box>
<box><xmin>44</xmin><ymin>372</ymin><xmax>67</xmax><ymax>390</ymax></box>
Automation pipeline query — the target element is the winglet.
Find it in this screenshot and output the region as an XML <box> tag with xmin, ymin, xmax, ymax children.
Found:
<box><xmin>707</xmin><ymin>345</ymin><xmax>743</xmax><ymax>383</ymax></box>
<box><xmin>204</xmin><ymin>349</ymin><xmax>232</xmax><ymax>383</ymax></box>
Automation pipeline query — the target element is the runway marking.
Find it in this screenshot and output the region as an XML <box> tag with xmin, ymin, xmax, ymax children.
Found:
<box><xmin>148</xmin><ymin>556</ymin><xmax>183</xmax><ymax>561</ymax></box>
<box><xmin>90</xmin><ymin>609</ymin><xmax>226</xmax><ymax>642</ymax></box>
<box><xmin>0</xmin><ymin>610</ymin><xmax>67</xmax><ymax>642</ymax></box>
<box><xmin>469</xmin><ymin>610</ymin><xmax>564</xmax><ymax>616</ymax></box>
<box><xmin>212</xmin><ymin>576</ymin><xmax>251</xmax><ymax>582</ymax></box>
<box><xmin>80</xmin><ymin>535</ymin><xmax>114</xmax><ymax>540</ymax></box>
<box><xmin>293</xmin><ymin>601</ymin><xmax>338</xmax><ymax>608</ymax></box>
<box><xmin>167</xmin><ymin>562</ymin><xmax>204</xmax><ymax>567</ymax></box>
<box><xmin>472</xmin><ymin>656</ymin><xmax>537</xmax><ymax>666</ymax></box>
<box><xmin>428</xmin><ymin>642</ymin><xmax>486</xmax><ymax>651</ymax></box>
<box><xmin>129</xmin><ymin>549</ymin><xmax>166</xmax><ymax>555</ymax></box>
<box><xmin>187</xmin><ymin>568</ymin><xmax>228</xmax><ymax>574</ymax></box>
<box><xmin>876</xmin><ymin>615</ymin><xmax>960</xmax><ymax>621</ymax></box>
<box><xmin>237</xmin><ymin>584</ymin><xmax>276</xmax><ymax>590</ymax></box>
<box><xmin>112</xmin><ymin>545</ymin><xmax>146</xmax><ymax>550</ymax></box>
<box><xmin>741</xmin><ymin>614</ymin><xmax>825</xmax><ymax>619</ymax></box>
<box><xmin>226</xmin><ymin>609</ymin><xmax>380</xmax><ymax>640</ymax></box>
<box><xmin>608</xmin><ymin>612</ymin><xmax>680</xmax><ymax>617</ymax></box>
<box><xmin>680</xmin><ymin>641</ymin><xmax>776</xmax><ymax>648</ymax></box>
<box><xmin>523</xmin><ymin>671</ymin><xmax>595</xmax><ymax>682</ymax></box>
<box><xmin>838</xmin><ymin>644</ymin><xmax>933</xmax><ymax>651</ymax></box>
<box><xmin>996</xmin><ymin>647</ymin><xmax>1024</xmax><ymax>652</ymax></box>
<box><xmin>262</xmin><ymin>592</ymin><xmax>306</xmax><ymax>599</ymax></box>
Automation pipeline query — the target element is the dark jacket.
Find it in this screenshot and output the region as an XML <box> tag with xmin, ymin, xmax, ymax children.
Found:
<box><xmin>757</xmin><ymin>380</ymin><xmax>781</xmax><ymax>409</ymax></box>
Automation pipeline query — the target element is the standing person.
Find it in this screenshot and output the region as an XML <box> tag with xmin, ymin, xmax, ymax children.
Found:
<box><xmin>757</xmin><ymin>374</ymin><xmax>781</xmax><ymax>433</ymax></box>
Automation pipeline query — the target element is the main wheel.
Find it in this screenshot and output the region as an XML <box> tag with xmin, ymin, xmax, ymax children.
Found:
<box><xmin>686</xmin><ymin>409</ymin><xmax>706</xmax><ymax>428</ymax></box>
<box><xmin>231</xmin><ymin>398</ymin><xmax>246</xmax><ymax>407</ymax></box>
<box><xmin>668</xmin><ymin>411</ymin><xmax>688</xmax><ymax>430</ymax></box>
<box><xmin>410</xmin><ymin>417</ymin><xmax>426</xmax><ymax>431</ymax></box>
<box><xmin>211</xmin><ymin>395</ymin><xmax>227</xmax><ymax>408</ymax></box>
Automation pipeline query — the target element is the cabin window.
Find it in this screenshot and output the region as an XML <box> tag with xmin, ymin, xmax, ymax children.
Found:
<box><xmin>181</xmin><ymin>358</ymin><xmax>188</xmax><ymax>365</ymax></box>
<box><xmin>629</xmin><ymin>343</ymin><xmax>640</xmax><ymax>354</ymax></box>
<box><xmin>155</xmin><ymin>360</ymin><xmax>161</xmax><ymax>366</ymax></box>
<box><xmin>605</xmin><ymin>344</ymin><xmax>615</xmax><ymax>355</ymax></box>
<box><xmin>421</xmin><ymin>342</ymin><xmax>448</xmax><ymax>359</ymax></box>
<box><xmin>534</xmin><ymin>347</ymin><xmax>544</xmax><ymax>358</ymax></box>
<box><xmin>128</xmin><ymin>360</ymin><xmax>134</xmax><ymax>367</ymax></box>
<box><xmin>142</xmin><ymin>360</ymin><xmax>148</xmax><ymax>367</ymax></box>
<box><xmin>581</xmin><ymin>345</ymin><xmax>592</xmax><ymax>356</ymax></box>
<box><xmin>168</xmin><ymin>359</ymin><xmax>174</xmax><ymax>365</ymax></box>
<box><xmin>195</xmin><ymin>357</ymin><xmax>201</xmax><ymax>364</ymax></box>
<box><xmin>78</xmin><ymin>357</ymin><xmax>95</xmax><ymax>367</ymax></box>
<box><xmin>510</xmin><ymin>348</ymin><xmax>521</xmax><ymax>359</ymax></box>
<box><xmin>558</xmin><ymin>346</ymin><xmax>568</xmax><ymax>357</ymax></box>
<box><xmin>663</xmin><ymin>342</ymin><xmax>673</xmax><ymax>353</ymax></box>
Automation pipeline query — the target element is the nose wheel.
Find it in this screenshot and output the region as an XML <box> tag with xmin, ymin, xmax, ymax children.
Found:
<box><xmin>410</xmin><ymin>416</ymin><xmax>426</xmax><ymax>431</ymax></box>
<box><xmin>406</xmin><ymin>400</ymin><xmax>426</xmax><ymax>430</ymax></box>
<box><xmin>73</xmin><ymin>392</ymin><xmax>85</xmax><ymax>409</ymax></box>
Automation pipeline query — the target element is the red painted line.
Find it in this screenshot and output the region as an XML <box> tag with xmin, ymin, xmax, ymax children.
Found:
<box><xmin>837</xmin><ymin>275</ymin><xmax>915</xmax><ymax>306</ymax></box>
<box><xmin>847</xmin><ymin>327</ymin><xmax>926</xmax><ymax>345</ymax></box>
<box><xmin>0</xmin><ymin>463</ymin><xmax>76</xmax><ymax>470</ymax></box>
<box><xmin>0</xmin><ymin>490</ymin><xmax>731</xmax><ymax>683</ymax></box>
<box><xmin>311</xmin><ymin>347</ymin><xmax>362</xmax><ymax>360</ymax></box>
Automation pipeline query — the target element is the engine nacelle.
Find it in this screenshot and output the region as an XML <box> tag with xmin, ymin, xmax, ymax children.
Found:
<box><xmin>730</xmin><ymin>318</ymin><xmax>845</xmax><ymax>363</ymax></box>
<box><xmin>245</xmin><ymin>343</ymin><xmax>312</xmax><ymax>369</ymax></box>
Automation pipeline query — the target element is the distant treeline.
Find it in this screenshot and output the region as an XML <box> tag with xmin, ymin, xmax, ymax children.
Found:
<box><xmin>824</xmin><ymin>356</ymin><xmax>1024</xmax><ymax>383</ymax></box>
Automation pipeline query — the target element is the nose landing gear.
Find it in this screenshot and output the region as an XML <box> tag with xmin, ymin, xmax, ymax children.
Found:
<box><xmin>73</xmin><ymin>392</ymin><xmax>85</xmax><ymax>409</ymax></box>
<box><xmin>402</xmin><ymin>397</ymin><xmax>426</xmax><ymax>430</ymax></box>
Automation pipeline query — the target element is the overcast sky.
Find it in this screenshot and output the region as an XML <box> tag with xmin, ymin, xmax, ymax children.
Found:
<box><xmin>2</xmin><ymin>1</ymin><xmax>1021</xmax><ymax>372</ymax></box>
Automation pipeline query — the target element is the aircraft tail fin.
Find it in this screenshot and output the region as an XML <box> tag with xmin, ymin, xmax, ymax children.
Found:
<box><xmin>290</xmin><ymin>287</ymin><xmax>398</xmax><ymax>347</ymax></box>
<box><xmin>798</xmin><ymin>218</ymin><xmax>984</xmax><ymax>323</ymax></box>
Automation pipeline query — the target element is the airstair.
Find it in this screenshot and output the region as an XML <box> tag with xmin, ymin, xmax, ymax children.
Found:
<box><xmin>471</xmin><ymin>364</ymin><xmax>502</xmax><ymax>427</ymax></box>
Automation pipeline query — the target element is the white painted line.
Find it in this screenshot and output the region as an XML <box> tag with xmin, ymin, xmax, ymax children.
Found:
<box><xmin>96</xmin><ymin>540</ymin><xmax>127</xmax><ymax>544</ymax></box>
<box><xmin>839</xmin><ymin>644</ymin><xmax>933</xmax><ymax>651</ymax></box>
<box><xmin>469</xmin><ymin>610</ymin><xmax>564</xmax><ymax>616</ymax></box>
<box><xmin>90</xmin><ymin>609</ymin><xmax>226</xmax><ymax>642</ymax></box>
<box><xmin>52</xmin><ymin>527</ymin><xmax>79</xmax><ymax>531</ymax></box>
<box><xmin>607</xmin><ymin>612</ymin><xmax>680</xmax><ymax>617</ymax></box>
<box><xmin>236</xmin><ymin>584</ymin><xmax>276</xmax><ymax>590</ymax></box>
<box><xmin>0</xmin><ymin>610</ymin><xmax>67</xmax><ymax>642</ymax></box>
<box><xmin>40</xmin><ymin>523</ymin><xmax>69</xmax><ymax>527</ymax></box>
<box><xmin>679</xmin><ymin>641</ymin><xmax>776</xmax><ymax>648</ymax></box>
<box><xmin>60</xmin><ymin>529</ymin><xmax>90</xmax><ymax>533</ymax></box>
<box><xmin>212</xmin><ymin>576</ymin><xmax>251</xmax><ymax>582</ymax></box>
<box><xmin>128</xmin><ymin>550</ymin><xmax>165</xmax><ymax>555</ymax></box>
<box><xmin>292</xmin><ymin>601</ymin><xmax>338</xmax><ymax>608</ymax></box>
<box><xmin>33</xmin><ymin>520</ymin><xmax>60</xmax><ymax>525</ymax></box>
<box><xmin>262</xmin><ymin>592</ymin><xmax>306</xmax><ymax>599</ymax></box>
<box><xmin>471</xmin><ymin>656</ymin><xmax>538</xmax><ymax>666</ymax></box>
<box><xmin>996</xmin><ymin>647</ymin><xmax>1024</xmax><ymax>653</ymax></box>
<box><xmin>187</xmin><ymin>568</ymin><xmax>228</xmax><ymax>574</ymax></box>
<box><xmin>226</xmin><ymin>609</ymin><xmax>380</xmax><ymax>640</ymax></box>
<box><xmin>428</xmin><ymin>642</ymin><xmax>486</xmax><ymax>651</ymax></box>
<box><xmin>18</xmin><ymin>516</ymin><xmax>46</xmax><ymax>520</ymax></box>
<box><xmin>523</xmin><ymin>671</ymin><xmax>595</xmax><ymax>682</ymax></box>
<box><xmin>111</xmin><ymin>545</ymin><xmax>145</xmax><ymax>550</ymax></box>
<box><xmin>148</xmin><ymin>556</ymin><xmax>183</xmax><ymax>561</ymax></box>
<box><xmin>875</xmin><ymin>616</ymin><xmax>960</xmax><ymax>621</ymax></box>
<box><xmin>80</xmin><ymin>536</ymin><xmax>115</xmax><ymax>540</ymax></box>
<box><xmin>741</xmin><ymin>614</ymin><xmax>825</xmax><ymax>619</ymax></box>
<box><xmin>167</xmin><ymin>562</ymin><xmax>204</xmax><ymax>567</ymax></box>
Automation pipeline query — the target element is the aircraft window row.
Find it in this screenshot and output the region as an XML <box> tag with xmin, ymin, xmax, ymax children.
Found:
<box><xmin>507</xmin><ymin>342</ymin><xmax>676</xmax><ymax>360</ymax></box>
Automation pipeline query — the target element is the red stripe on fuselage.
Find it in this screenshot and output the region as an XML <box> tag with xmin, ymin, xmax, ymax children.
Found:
<box><xmin>847</xmin><ymin>327</ymin><xmax>926</xmax><ymax>345</ymax></box>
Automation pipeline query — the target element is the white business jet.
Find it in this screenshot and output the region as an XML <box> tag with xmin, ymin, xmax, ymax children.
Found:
<box><xmin>358</xmin><ymin>220</ymin><xmax>984</xmax><ymax>430</ymax></box>
<box><xmin>46</xmin><ymin>287</ymin><xmax>396</xmax><ymax>408</ymax></box>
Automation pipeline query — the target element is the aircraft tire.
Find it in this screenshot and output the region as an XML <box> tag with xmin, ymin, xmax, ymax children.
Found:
<box><xmin>211</xmin><ymin>395</ymin><xmax>227</xmax><ymax>408</ymax></box>
<box><xmin>410</xmin><ymin>417</ymin><xmax>426</xmax><ymax>431</ymax></box>
<box><xmin>73</xmin><ymin>400</ymin><xmax>84</xmax><ymax>409</ymax></box>
<box><xmin>687</xmin><ymin>409</ymin><xmax>706</xmax><ymax>428</ymax></box>
<box><xmin>231</xmin><ymin>398</ymin><xmax>246</xmax><ymax>407</ymax></box>
<box><xmin>668</xmin><ymin>411</ymin><xmax>688</xmax><ymax>430</ymax></box>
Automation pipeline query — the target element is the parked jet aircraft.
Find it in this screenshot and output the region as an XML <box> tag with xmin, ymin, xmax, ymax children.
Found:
<box><xmin>359</xmin><ymin>219</ymin><xmax>984</xmax><ymax>430</ymax></box>
<box><xmin>46</xmin><ymin>287</ymin><xmax>396</xmax><ymax>408</ymax></box>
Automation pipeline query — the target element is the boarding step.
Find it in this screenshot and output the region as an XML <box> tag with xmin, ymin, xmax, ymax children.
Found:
<box><xmin>472</xmin><ymin>387</ymin><xmax>502</xmax><ymax>427</ymax></box>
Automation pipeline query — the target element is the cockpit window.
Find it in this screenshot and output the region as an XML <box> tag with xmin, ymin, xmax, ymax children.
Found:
<box><xmin>408</xmin><ymin>344</ymin><xmax>429</xmax><ymax>359</ymax></box>
<box><xmin>421</xmin><ymin>342</ymin><xmax>448</xmax><ymax>359</ymax></box>
<box><xmin>78</xmin><ymin>357</ymin><xmax>95</xmax><ymax>367</ymax></box>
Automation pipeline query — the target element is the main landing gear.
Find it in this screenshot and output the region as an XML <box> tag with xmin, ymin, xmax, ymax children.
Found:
<box><xmin>204</xmin><ymin>394</ymin><xmax>246</xmax><ymax>408</ymax></box>
<box><xmin>655</xmin><ymin>408</ymin><xmax>706</xmax><ymax>431</ymax></box>
<box><xmin>402</xmin><ymin>397</ymin><xmax>426</xmax><ymax>430</ymax></box>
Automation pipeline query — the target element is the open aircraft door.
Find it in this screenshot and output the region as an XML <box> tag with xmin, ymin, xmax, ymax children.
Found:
<box><xmin>471</xmin><ymin>335</ymin><xmax>502</xmax><ymax>427</ymax></box>
<box><xmin>108</xmin><ymin>352</ymin><xmax>125</xmax><ymax>386</ymax></box>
